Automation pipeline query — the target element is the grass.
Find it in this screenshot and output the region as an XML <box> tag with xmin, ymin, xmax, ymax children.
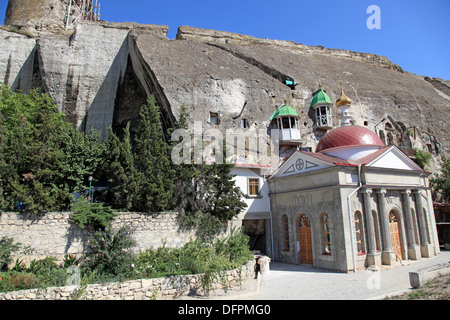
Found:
<box><xmin>386</xmin><ymin>274</ymin><xmax>450</xmax><ymax>300</ymax></box>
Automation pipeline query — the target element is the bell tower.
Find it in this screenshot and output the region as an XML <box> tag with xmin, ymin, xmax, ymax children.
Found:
<box><xmin>336</xmin><ymin>79</ymin><xmax>353</xmax><ymax>127</ymax></box>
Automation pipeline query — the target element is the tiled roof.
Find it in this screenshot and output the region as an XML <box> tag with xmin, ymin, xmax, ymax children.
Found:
<box><xmin>316</xmin><ymin>125</ymin><xmax>384</xmax><ymax>152</ymax></box>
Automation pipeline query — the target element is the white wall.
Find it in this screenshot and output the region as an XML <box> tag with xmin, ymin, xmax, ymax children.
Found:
<box><xmin>231</xmin><ymin>167</ymin><xmax>271</xmax><ymax>219</ymax></box>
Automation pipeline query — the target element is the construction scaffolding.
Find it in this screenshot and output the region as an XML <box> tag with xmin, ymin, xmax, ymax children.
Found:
<box><xmin>65</xmin><ymin>0</ymin><xmax>101</xmax><ymax>30</ymax></box>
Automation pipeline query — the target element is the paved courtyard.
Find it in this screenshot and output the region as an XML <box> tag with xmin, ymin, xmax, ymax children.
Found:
<box><xmin>247</xmin><ymin>250</ymin><xmax>450</xmax><ymax>300</ymax></box>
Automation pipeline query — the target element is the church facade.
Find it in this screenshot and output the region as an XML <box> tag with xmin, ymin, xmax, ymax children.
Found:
<box><xmin>268</xmin><ymin>143</ymin><xmax>439</xmax><ymax>272</ymax></box>
<box><xmin>235</xmin><ymin>85</ymin><xmax>440</xmax><ymax>272</ymax></box>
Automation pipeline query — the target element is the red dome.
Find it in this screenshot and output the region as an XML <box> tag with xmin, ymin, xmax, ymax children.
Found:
<box><xmin>316</xmin><ymin>126</ymin><xmax>385</xmax><ymax>153</ymax></box>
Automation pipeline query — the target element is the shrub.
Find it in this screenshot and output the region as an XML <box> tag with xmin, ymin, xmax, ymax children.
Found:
<box><xmin>0</xmin><ymin>237</ymin><xmax>21</xmax><ymax>271</ymax></box>
<box><xmin>81</xmin><ymin>225</ymin><xmax>136</xmax><ymax>278</ymax></box>
<box><xmin>413</xmin><ymin>148</ymin><xmax>432</xmax><ymax>170</ymax></box>
<box><xmin>29</xmin><ymin>256</ymin><xmax>66</xmax><ymax>287</ymax></box>
<box><xmin>215</xmin><ymin>227</ymin><xmax>254</xmax><ymax>267</ymax></box>
<box><xmin>135</xmin><ymin>228</ymin><xmax>253</xmax><ymax>280</ymax></box>
<box><xmin>0</xmin><ymin>271</ymin><xmax>39</xmax><ymax>292</ymax></box>
<box><xmin>70</xmin><ymin>197</ymin><xmax>117</xmax><ymax>230</ymax></box>
<box><xmin>62</xmin><ymin>254</ymin><xmax>78</xmax><ymax>268</ymax></box>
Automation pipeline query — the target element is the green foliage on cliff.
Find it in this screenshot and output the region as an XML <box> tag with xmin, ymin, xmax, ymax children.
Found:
<box><xmin>430</xmin><ymin>156</ymin><xmax>450</xmax><ymax>203</ymax></box>
<box><xmin>413</xmin><ymin>148</ymin><xmax>432</xmax><ymax>170</ymax></box>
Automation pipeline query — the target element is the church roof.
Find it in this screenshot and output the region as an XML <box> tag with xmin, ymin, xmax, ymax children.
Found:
<box><xmin>268</xmin><ymin>145</ymin><xmax>424</xmax><ymax>180</ymax></box>
<box><xmin>336</xmin><ymin>89</ymin><xmax>352</xmax><ymax>106</ymax></box>
<box><xmin>269</xmin><ymin>104</ymin><xmax>299</xmax><ymax>121</ymax></box>
<box><xmin>310</xmin><ymin>88</ymin><xmax>332</xmax><ymax>107</ymax></box>
<box><xmin>315</xmin><ymin>125</ymin><xmax>385</xmax><ymax>153</ymax></box>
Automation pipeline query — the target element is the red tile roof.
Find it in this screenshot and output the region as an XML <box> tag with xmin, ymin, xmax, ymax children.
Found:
<box><xmin>315</xmin><ymin>125</ymin><xmax>384</xmax><ymax>153</ymax></box>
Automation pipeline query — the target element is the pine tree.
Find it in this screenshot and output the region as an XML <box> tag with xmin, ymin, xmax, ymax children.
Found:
<box><xmin>201</xmin><ymin>145</ymin><xmax>247</xmax><ymax>223</ymax></box>
<box><xmin>134</xmin><ymin>96</ymin><xmax>176</xmax><ymax>212</ymax></box>
<box><xmin>179</xmin><ymin>142</ymin><xmax>248</xmax><ymax>237</ymax></box>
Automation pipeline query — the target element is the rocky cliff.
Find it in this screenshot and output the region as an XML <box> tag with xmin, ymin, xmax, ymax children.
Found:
<box><xmin>0</xmin><ymin>21</ymin><xmax>448</xmax><ymax>171</ymax></box>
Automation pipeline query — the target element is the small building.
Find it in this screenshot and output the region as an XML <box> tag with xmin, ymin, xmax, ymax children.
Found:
<box><xmin>231</xmin><ymin>163</ymin><xmax>272</xmax><ymax>254</ymax></box>
<box><xmin>268</xmin><ymin>125</ymin><xmax>440</xmax><ymax>272</ymax></box>
<box><xmin>311</xmin><ymin>86</ymin><xmax>333</xmax><ymax>130</ymax></box>
<box><xmin>269</xmin><ymin>103</ymin><xmax>301</xmax><ymax>146</ymax></box>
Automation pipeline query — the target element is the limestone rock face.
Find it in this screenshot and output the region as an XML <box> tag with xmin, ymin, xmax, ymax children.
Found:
<box><xmin>37</xmin><ymin>22</ymin><xmax>130</xmax><ymax>134</ymax></box>
<box><xmin>137</xmin><ymin>26</ymin><xmax>449</xmax><ymax>169</ymax></box>
<box><xmin>0</xmin><ymin>28</ymin><xmax>37</xmax><ymax>91</ymax></box>
<box><xmin>0</xmin><ymin>21</ymin><xmax>448</xmax><ymax>171</ymax></box>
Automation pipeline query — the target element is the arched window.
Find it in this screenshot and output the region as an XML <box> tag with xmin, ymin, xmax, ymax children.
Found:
<box><xmin>322</xmin><ymin>213</ymin><xmax>331</xmax><ymax>255</ymax></box>
<box><xmin>282</xmin><ymin>214</ymin><xmax>290</xmax><ymax>251</ymax></box>
<box><xmin>354</xmin><ymin>211</ymin><xmax>365</xmax><ymax>254</ymax></box>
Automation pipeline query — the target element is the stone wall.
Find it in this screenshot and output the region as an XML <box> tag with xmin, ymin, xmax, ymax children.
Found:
<box><xmin>0</xmin><ymin>211</ymin><xmax>197</xmax><ymax>263</ymax></box>
<box><xmin>0</xmin><ymin>259</ymin><xmax>255</xmax><ymax>300</ymax></box>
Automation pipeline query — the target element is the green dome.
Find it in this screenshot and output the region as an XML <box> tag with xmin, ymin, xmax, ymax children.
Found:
<box><xmin>310</xmin><ymin>88</ymin><xmax>332</xmax><ymax>107</ymax></box>
<box><xmin>269</xmin><ymin>104</ymin><xmax>299</xmax><ymax>121</ymax></box>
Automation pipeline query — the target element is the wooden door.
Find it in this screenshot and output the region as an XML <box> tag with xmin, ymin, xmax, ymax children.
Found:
<box><xmin>298</xmin><ymin>214</ymin><xmax>313</xmax><ymax>265</ymax></box>
<box><xmin>389</xmin><ymin>211</ymin><xmax>403</xmax><ymax>260</ymax></box>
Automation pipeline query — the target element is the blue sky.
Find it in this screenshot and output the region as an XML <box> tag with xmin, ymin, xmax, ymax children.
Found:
<box><xmin>1</xmin><ymin>0</ymin><xmax>449</xmax><ymax>80</ymax></box>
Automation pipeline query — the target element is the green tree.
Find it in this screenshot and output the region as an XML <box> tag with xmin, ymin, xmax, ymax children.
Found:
<box><xmin>0</xmin><ymin>86</ymin><xmax>72</xmax><ymax>213</ymax></box>
<box><xmin>430</xmin><ymin>156</ymin><xmax>450</xmax><ymax>203</ymax></box>
<box><xmin>180</xmin><ymin>144</ymin><xmax>247</xmax><ymax>237</ymax></box>
<box><xmin>168</xmin><ymin>105</ymin><xmax>201</xmax><ymax>210</ymax></box>
<box><xmin>59</xmin><ymin>128</ymin><xmax>107</xmax><ymax>196</ymax></box>
<box><xmin>70</xmin><ymin>197</ymin><xmax>117</xmax><ymax>230</ymax></box>
<box><xmin>104</xmin><ymin>123</ymin><xmax>141</xmax><ymax>210</ymax></box>
<box><xmin>134</xmin><ymin>96</ymin><xmax>176</xmax><ymax>212</ymax></box>
<box><xmin>0</xmin><ymin>85</ymin><xmax>106</xmax><ymax>213</ymax></box>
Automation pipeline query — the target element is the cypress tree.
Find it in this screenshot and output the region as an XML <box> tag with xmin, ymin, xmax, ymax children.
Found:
<box><xmin>105</xmin><ymin>123</ymin><xmax>141</xmax><ymax>211</ymax></box>
<box><xmin>201</xmin><ymin>145</ymin><xmax>247</xmax><ymax>223</ymax></box>
<box><xmin>134</xmin><ymin>96</ymin><xmax>176</xmax><ymax>212</ymax></box>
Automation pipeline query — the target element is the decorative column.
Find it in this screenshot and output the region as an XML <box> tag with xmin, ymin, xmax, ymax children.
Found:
<box><xmin>376</xmin><ymin>189</ymin><xmax>396</xmax><ymax>265</ymax></box>
<box><xmin>401</xmin><ymin>189</ymin><xmax>421</xmax><ymax>260</ymax></box>
<box><xmin>361</xmin><ymin>189</ymin><xmax>379</xmax><ymax>269</ymax></box>
<box><xmin>413</xmin><ymin>190</ymin><xmax>432</xmax><ymax>257</ymax></box>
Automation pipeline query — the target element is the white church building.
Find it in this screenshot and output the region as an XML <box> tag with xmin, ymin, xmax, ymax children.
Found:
<box><xmin>233</xmin><ymin>85</ymin><xmax>440</xmax><ymax>272</ymax></box>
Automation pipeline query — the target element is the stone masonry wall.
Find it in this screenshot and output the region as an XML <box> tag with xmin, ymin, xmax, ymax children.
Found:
<box><xmin>0</xmin><ymin>211</ymin><xmax>197</xmax><ymax>263</ymax></box>
<box><xmin>0</xmin><ymin>259</ymin><xmax>255</xmax><ymax>300</ymax></box>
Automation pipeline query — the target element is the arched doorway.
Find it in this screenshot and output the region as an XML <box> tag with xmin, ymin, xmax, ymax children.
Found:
<box><xmin>389</xmin><ymin>210</ymin><xmax>403</xmax><ymax>260</ymax></box>
<box><xmin>298</xmin><ymin>214</ymin><xmax>313</xmax><ymax>265</ymax></box>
